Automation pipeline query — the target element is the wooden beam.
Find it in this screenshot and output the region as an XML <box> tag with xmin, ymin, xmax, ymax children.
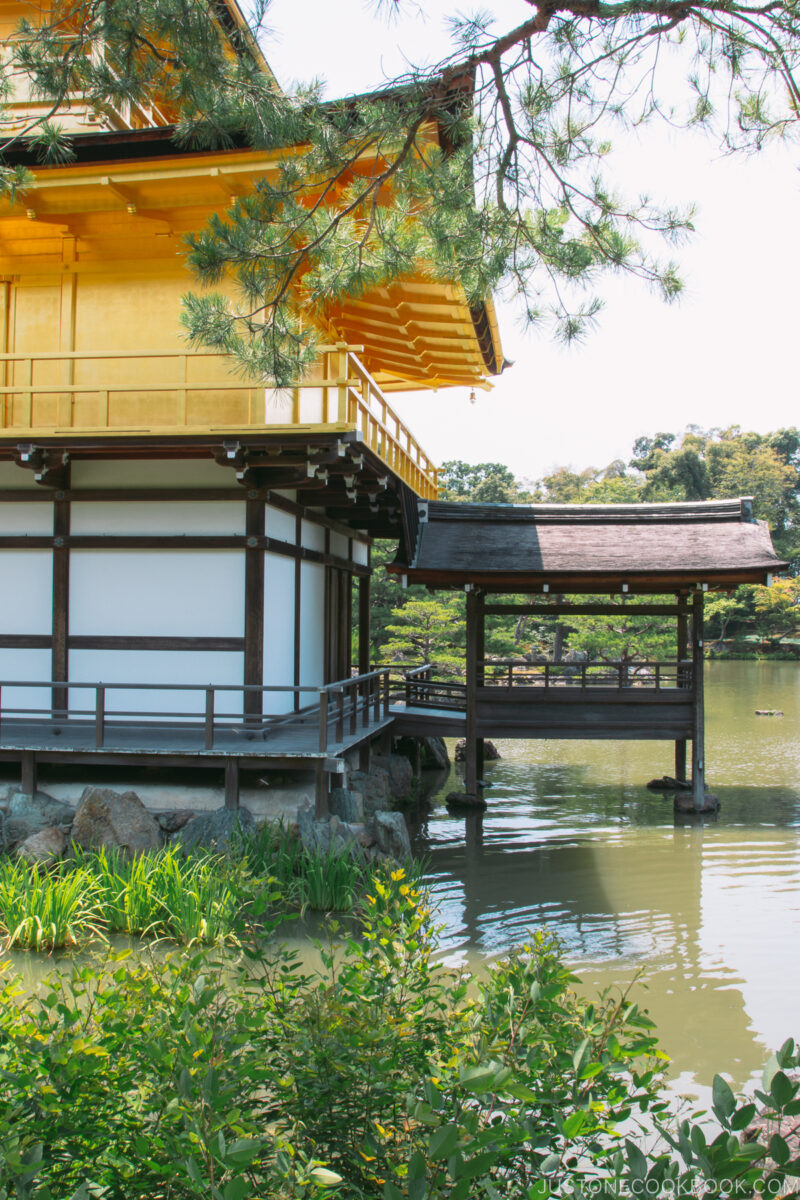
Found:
<box><xmin>483</xmin><ymin>603</ymin><xmax>682</xmax><ymax>617</ymax></box>
<box><xmin>67</xmin><ymin>635</ymin><xmax>244</xmax><ymax>651</ymax></box>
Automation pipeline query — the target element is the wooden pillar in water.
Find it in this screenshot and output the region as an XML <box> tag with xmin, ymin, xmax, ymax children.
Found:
<box><xmin>675</xmin><ymin>594</ymin><xmax>689</xmax><ymax>782</ymax></box>
<box><xmin>475</xmin><ymin>590</ymin><xmax>485</xmax><ymax>783</ymax></box>
<box><xmin>464</xmin><ymin>588</ymin><xmax>479</xmax><ymax>798</ymax></box>
<box><xmin>691</xmin><ymin>591</ymin><xmax>706</xmax><ymax>810</ymax></box>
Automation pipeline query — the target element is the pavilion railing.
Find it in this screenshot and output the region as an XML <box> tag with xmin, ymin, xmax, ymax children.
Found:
<box><xmin>0</xmin><ymin>344</ymin><xmax>438</xmax><ymax>499</ymax></box>
<box><xmin>389</xmin><ymin>659</ymin><xmax>695</xmax><ymax>711</ymax></box>
<box><xmin>0</xmin><ymin>670</ymin><xmax>392</xmax><ymax>753</ymax></box>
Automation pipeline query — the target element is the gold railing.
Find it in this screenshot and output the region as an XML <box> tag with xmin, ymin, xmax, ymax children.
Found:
<box><xmin>0</xmin><ymin>343</ymin><xmax>438</xmax><ymax>499</ymax></box>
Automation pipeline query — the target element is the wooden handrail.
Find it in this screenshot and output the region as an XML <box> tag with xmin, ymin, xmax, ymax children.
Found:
<box><xmin>0</xmin><ymin>344</ymin><xmax>438</xmax><ymax>499</ymax></box>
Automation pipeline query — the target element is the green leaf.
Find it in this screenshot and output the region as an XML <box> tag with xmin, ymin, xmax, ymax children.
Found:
<box><xmin>458</xmin><ymin>1150</ymin><xmax>498</xmax><ymax>1180</ymax></box>
<box><xmin>625</xmin><ymin>1139</ymin><xmax>648</xmax><ymax>1180</ymax></box>
<box><xmin>459</xmin><ymin>1065</ymin><xmax>497</xmax><ymax>1094</ymax></box>
<box><xmin>562</xmin><ymin>1111</ymin><xmax>588</xmax><ymax>1139</ymax></box>
<box><xmin>763</xmin><ymin>1054</ymin><xmax>781</xmax><ymax>1092</ymax></box>
<box><xmin>540</xmin><ymin>1154</ymin><xmax>561</xmax><ymax>1175</ymax></box>
<box><xmin>309</xmin><ymin>1167</ymin><xmax>343</xmax><ymax>1188</ymax></box>
<box><xmin>771</xmin><ymin>1071</ymin><xmax>797</xmax><ymax>1107</ymax></box>
<box><xmin>712</xmin><ymin>1074</ymin><xmax>737</xmax><ymax>1122</ymax></box>
<box><xmin>770</xmin><ymin>1135</ymin><xmax>790</xmax><ymax>1166</ymax></box>
<box><xmin>731</xmin><ymin>1103</ymin><xmax>757</xmax><ymax>1131</ymax></box>
<box><xmin>223</xmin><ymin>1179</ymin><xmax>251</xmax><ymax>1200</ymax></box>
<box><xmin>226</xmin><ymin>1139</ymin><xmax>261</xmax><ymax>1166</ymax></box>
<box><xmin>429</xmin><ymin>1124</ymin><xmax>460</xmax><ymax>1161</ymax></box>
<box><xmin>528</xmin><ymin>1181</ymin><xmax>550</xmax><ymax>1200</ymax></box>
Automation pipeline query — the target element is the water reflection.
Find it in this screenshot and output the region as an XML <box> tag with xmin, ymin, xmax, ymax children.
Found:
<box><xmin>412</xmin><ymin>661</ymin><xmax>800</xmax><ymax>1092</ymax></box>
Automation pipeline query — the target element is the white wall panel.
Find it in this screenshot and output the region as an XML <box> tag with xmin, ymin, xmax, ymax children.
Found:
<box><xmin>0</xmin><ymin>649</ymin><xmax>52</xmax><ymax>715</ymax></box>
<box><xmin>299</xmin><ymin>561</ymin><xmax>325</xmax><ymax>693</ymax></box>
<box><xmin>69</xmin><ymin>550</ymin><xmax>244</xmax><ymax>636</ymax></box>
<box><xmin>301</xmin><ymin>520</ymin><xmax>325</xmax><ymax>552</ymax></box>
<box><xmin>330</xmin><ymin>531</ymin><xmax>349</xmax><ymax>559</ymax></box>
<box><xmin>0</xmin><ymin>463</ymin><xmax>38</xmax><ymax>490</ymax></box>
<box><xmin>68</xmin><ymin>650</ymin><xmax>243</xmax><ymax>716</ymax></box>
<box><xmin>263</xmin><ymin>552</ymin><xmax>296</xmax><ymax>714</ymax></box>
<box><xmin>352</xmin><ymin>539</ymin><xmax>369</xmax><ymax>567</ymax></box>
<box><xmin>70</xmin><ymin>501</ymin><xmax>245</xmax><ymax>535</ymax></box>
<box><xmin>70</xmin><ymin>460</ymin><xmax>234</xmax><ymax>489</ymax></box>
<box><xmin>265</xmin><ymin>503</ymin><xmax>297</xmax><ymax>543</ymax></box>
<box><xmin>0</xmin><ymin>551</ymin><xmax>52</xmax><ymax>633</ymax></box>
<box><xmin>0</xmin><ymin>502</ymin><xmax>52</xmax><ymax>535</ymax></box>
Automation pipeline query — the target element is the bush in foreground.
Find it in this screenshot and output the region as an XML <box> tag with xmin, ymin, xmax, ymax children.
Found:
<box><xmin>1</xmin><ymin>871</ymin><xmax>799</xmax><ymax>1198</ymax></box>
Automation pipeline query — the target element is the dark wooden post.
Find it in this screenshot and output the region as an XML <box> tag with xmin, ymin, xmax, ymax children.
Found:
<box><xmin>52</xmin><ymin>486</ymin><xmax>70</xmax><ymax>717</ymax></box>
<box><xmin>315</xmin><ymin>764</ymin><xmax>329</xmax><ymax>818</ymax></box>
<box><xmin>224</xmin><ymin>758</ymin><xmax>240</xmax><ymax>809</ymax></box>
<box><xmin>464</xmin><ymin>588</ymin><xmax>480</xmax><ymax>799</ymax></box>
<box><xmin>475</xmin><ymin>591</ymin><xmax>485</xmax><ymax>783</ymax></box>
<box><xmin>675</xmin><ymin>593</ymin><xmax>689</xmax><ymax>782</ymax></box>
<box><xmin>691</xmin><ymin>591</ymin><xmax>705</xmax><ymax>810</ymax></box>
<box><xmin>358</xmin><ymin>574</ymin><xmax>371</xmax><ymax>677</ymax></box>
<box><xmin>243</xmin><ymin>496</ymin><xmax>265</xmax><ymax>723</ymax></box>
<box><xmin>21</xmin><ymin>751</ymin><xmax>36</xmax><ymax>797</ymax></box>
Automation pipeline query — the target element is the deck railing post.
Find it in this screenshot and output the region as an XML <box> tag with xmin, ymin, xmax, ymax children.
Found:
<box><xmin>349</xmin><ymin>681</ymin><xmax>358</xmax><ymax>735</ymax></box>
<box><xmin>205</xmin><ymin>688</ymin><xmax>215</xmax><ymax>750</ymax></box>
<box><xmin>319</xmin><ymin>689</ymin><xmax>329</xmax><ymax>753</ymax></box>
<box><xmin>544</xmin><ymin>663</ymin><xmax>549</xmax><ymax>690</ymax></box>
<box><xmin>95</xmin><ymin>686</ymin><xmax>105</xmax><ymax>748</ymax></box>
<box><xmin>362</xmin><ymin>679</ymin><xmax>369</xmax><ymax>728</ymax></box>
<box><xmin>335</xmin><ymin>688</ymin><xmax>345</xmax><ymax>743</ymax></box>
<box><xmin>383</xmin><ymin>670</ymin><xmax>390</xmax><ymax>716</ymax></box>
<box><xmin>373</xmin><ymin>675</ymin><xmax>380</xmax><ymax>722</ymax></box>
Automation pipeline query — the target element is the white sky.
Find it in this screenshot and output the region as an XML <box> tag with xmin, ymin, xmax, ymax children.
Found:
<box><xmin>262</xmin><ymin>0</ymin><xmax>800</xmax><ymax>483</ymax></box>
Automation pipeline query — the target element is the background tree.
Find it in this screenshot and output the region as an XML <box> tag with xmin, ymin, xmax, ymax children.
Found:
<box><xmin>5</xmin><ymin>1</ymin><xmax>800</xmax><ymax>378</ymax></box>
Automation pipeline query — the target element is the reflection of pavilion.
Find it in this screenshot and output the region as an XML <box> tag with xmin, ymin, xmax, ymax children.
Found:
<box><xmin>391</xmin><ymin>498</ymin><xmax>784</xmax><ymax>811</ymax></box>
<box><xmin>430</xmin><ymin>809</ymin><xmax>771</xmax><ymax>1086</ymax></box>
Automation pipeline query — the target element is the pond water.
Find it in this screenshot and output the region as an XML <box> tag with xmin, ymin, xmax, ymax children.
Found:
<box><xmin>409</xmin><ymin>660</ymin><xmax>800</xmax><ymax>1096</ymax></box>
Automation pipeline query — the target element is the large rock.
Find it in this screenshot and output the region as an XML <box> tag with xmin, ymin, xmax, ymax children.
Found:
<box><xmin>329</xmin><ymin>788</ymin><xmax>365</xmax><ymax>824</ymax></box>
<box><xmin>393</xmin><ymin>736</ymin><xmax>451</xmax><ymax>772</ymax></box>
<box><xmin>371</xmin><ymin>754</ymin><xmax>414</xmax><ymax>801</ymax></box>
<box><xmin>71</xmin><ymin>787</ymin><xmax>161</xmax><ymax>855</ymax></box>
<box><xmin>454</xmin><ymin>739</ymin><xmax>501</xmax><ymax>763</ymax></box>
<box><xmin>369</xmin><ymin>811</ymin><xmax>411</xmax><ymax>860</ymax></box>
<box><xmin>173</xmin><ymin>806</ymin><xmax>255</xmax><ymax>852</ymax></box>
<box><xmin>296</xmin><ymin>807</ymin><xmax>360</xmax><ymax>856</ymax></box>
<box><xmin>347</xmin><ymin>766</ymin><xmax>391</xmax><ymax>815</ymax></box>
<box><xmin>420</xmin><ymin>737</ymin><xmax>450</xmax><ymax>771</ymax></box>
<box><xmin>155</xmin><ymin>809</ymin><xmax>196</xmax><ymax>834</ymax></box>
<box><xmin>6</xmin><ymin>789</ymin><xmax>74</xmax><ymax>845</ymax></box>
<box><xmin>16</xmin><ymin>826</ymin><xmax>67</xmax><ymax>865</ymax></box>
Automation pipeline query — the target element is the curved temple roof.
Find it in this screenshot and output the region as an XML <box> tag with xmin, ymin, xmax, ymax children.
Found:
<box><xmin>391</xmin><ymin>498</ymin><xmax>787</xmax><ymax>594</ymax></box>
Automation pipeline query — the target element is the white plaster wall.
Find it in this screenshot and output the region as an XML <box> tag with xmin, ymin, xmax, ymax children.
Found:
<box><xmin>0</xmin><ymin>464</ymin><xmax>38</xmax><ymax>490</ymax></box>
<box><xmin>70</xmin><ymin>460</ymin><xmax>235</xmax><ymax>489</ymax></box>
<box><xmin>299</xmin><ymin>561</ymin><xmax>325</xmax><ymax>695</ymax></box>
<box><xmin>0</xmin><ymin>648</ymin><xmax>52</xmax><ymax>716</ymax></box>
<box><xmin>301</xmin><ymin>520</ymin><xmax>325</xmax><ymax>552</ymax></box>
<box><xmin>70</xmin><ymin>500</ymin><xmax>245</xmax><ymax>535</ymax></box>
<box><xmin>263</xmin><ymin>388</ymin><xmax>294</xmax><ymax>423</ymax></box>
<box><xmin>69</xmin><ymin>550</ymin><xmax>244</xmax><ymax>636</ymax></box>
<box><xmin>352</xmin><ymin>539</ymin><xmax>369</xmax><ymax>567</ymax></box>
<box><xmin>330</xmin><ymin>531</ymin><xmax>349</xmax><ymax>559</ymax></box>
<box><xmin>0</xmin><ymin>551</ymin><xmax>53</xmax><ymax>633</ymax></box>
<box><xmin>263</xmin><ymin>551</ymin><xmax>296</xmax><ymax>715</ymax></box>
<box><xmin>0</xmin><ymin>503</ymin><xmax>53</xmax><ymax>535</ymax></box>
<box><xmin>68</xmin><ymin>649</ymin><xmax>243</xmax><ymax>716</ymax></box>
<box><xmin>264</xmin><ymin>503</ymin><xmax>296</xmax><ymax>543</ymax></box>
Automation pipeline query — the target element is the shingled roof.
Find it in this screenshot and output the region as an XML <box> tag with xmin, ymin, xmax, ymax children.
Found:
<box><xmin>390</xmin><ymin>498</ymin><xmax>786</xmax><ymax>593</ymax></box>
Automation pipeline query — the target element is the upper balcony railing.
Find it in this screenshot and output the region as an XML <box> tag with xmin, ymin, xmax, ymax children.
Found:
<box><xmin>0</xmin><ymin>343</ymin><xmax>438</xmax><ymax>499</ymax></box>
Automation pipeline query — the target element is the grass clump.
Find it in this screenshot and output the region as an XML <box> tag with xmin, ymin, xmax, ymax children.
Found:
<box><xmin>0</xmin><ymin>823</ymin><xmax>417</xmax><ymax>951</ymax></box>
<box><xmin>0</xmin><ymin>858</ymin><xmax>105</xmax><ymax>951</ymax></box>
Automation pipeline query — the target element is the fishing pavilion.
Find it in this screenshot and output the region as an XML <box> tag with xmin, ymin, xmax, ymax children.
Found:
<box><xmin>389</xmin><ymin>497</ymin><xmax>786</xmax><ymax>812</ymax></box>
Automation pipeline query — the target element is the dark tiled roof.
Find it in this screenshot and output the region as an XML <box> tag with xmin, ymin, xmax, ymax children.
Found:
<box><xmin>393</xmin><ymin>498</ymin><xmax>785</xmax><ymax>591</ymax></box>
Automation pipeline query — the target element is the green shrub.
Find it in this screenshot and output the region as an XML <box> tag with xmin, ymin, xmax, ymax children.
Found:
<box><xmin>1</xmin><ymin>870</ymin><xmax>799</xmax><ymax>1198</ymax></box>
